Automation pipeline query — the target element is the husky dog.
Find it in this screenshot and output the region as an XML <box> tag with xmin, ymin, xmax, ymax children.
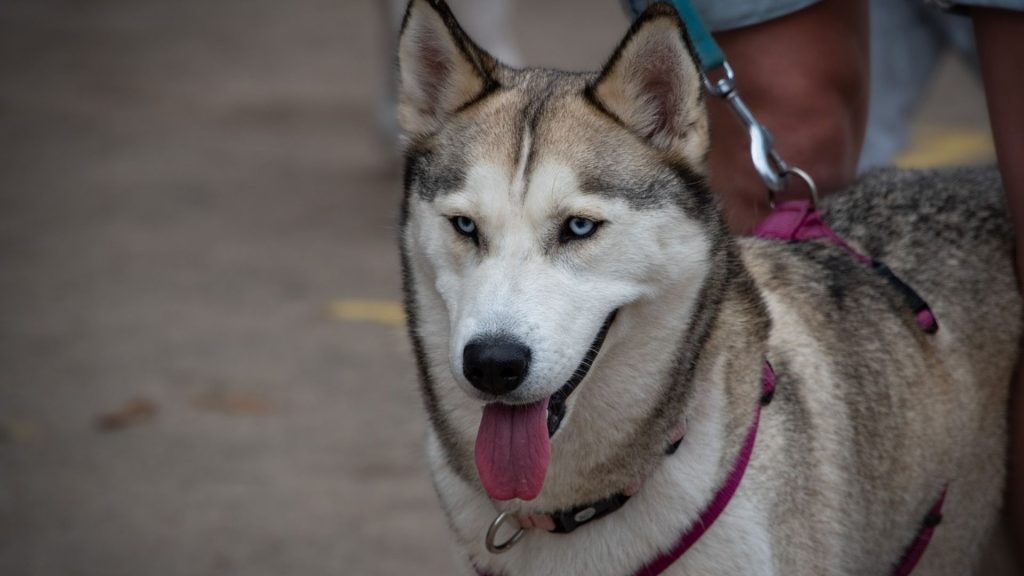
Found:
<box><xmin>396</xmin><ymin>1</ymin><xmax>1020</xmax><ymax>574</ymax></box>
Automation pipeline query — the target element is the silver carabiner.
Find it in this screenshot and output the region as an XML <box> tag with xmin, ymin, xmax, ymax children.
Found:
<box><xmin>779</xmin><ymin>166</ymin><xmax>819</xmax><ymax>207</ymax></box>
<box><xmin>701</xmin><ymin>62</ymin><xmax>818</xmax><ymax>207</ymax></box>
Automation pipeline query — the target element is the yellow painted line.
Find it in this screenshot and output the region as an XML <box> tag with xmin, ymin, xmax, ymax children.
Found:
<box><xmin>895</xmin><ymin>128</ymin><xmax>995</xmax><ymax>168</ymax></box>
<box><xmin>0</xmin><ymin>420</ymin><xmax>41</xmax><ymax>443</ymax></box>
<box><xmin>330</xmin><ymin>299</ymin><xmax>405</xmax><ymax>326</ymax></box>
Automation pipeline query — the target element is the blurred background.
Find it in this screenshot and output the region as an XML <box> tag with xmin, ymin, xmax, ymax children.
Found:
<box><xmin>0</xmin><ymin>0</ymin><xmax>995</xmax><ymax>575</ymax></box>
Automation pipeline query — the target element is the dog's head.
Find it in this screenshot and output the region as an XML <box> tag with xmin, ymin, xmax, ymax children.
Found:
<box><xmin>399</xmin><ymin>0</ymin><xmax>725</xmax><ymax>503</ymax></box>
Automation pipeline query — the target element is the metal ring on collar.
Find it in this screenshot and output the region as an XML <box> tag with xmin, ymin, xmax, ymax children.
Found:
<box><xmin>485</xmin><ymin>511</ymin><xmax>525</xmax><ymax>554</ymax></box>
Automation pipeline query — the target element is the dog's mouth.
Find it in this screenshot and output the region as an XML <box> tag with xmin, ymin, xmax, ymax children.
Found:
<box><xmin>547</xmin><ymin>310</ymin><xmax>618</xmax><ymax>436</ymax></box>
<box><xmin>474</xmin><ymin>310</ymin><xmax>618</xmax><ymax>502</ymax></box>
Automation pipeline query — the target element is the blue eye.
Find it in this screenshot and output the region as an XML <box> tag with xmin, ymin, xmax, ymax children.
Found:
<box><xmin>451</xmin><ymin>216</ymin><xmax>477</xmax><ymax>238</ymax></box>
<box><xmin>562</xmin><ymin>217</ymin><xmax>599</xmax><ymax>241</ymax></box>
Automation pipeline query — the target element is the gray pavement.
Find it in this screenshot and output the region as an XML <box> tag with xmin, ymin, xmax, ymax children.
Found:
<box><xmin>0</xmin><ymin>1</ymin><xmax>999</xmax><ymax>575</ymax></box>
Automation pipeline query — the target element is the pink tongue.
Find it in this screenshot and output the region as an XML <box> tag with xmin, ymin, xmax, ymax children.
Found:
<box><xmin>474</xmin><ymin>399</ymin><xmax>551</xmax><ymax>501</ymax></box>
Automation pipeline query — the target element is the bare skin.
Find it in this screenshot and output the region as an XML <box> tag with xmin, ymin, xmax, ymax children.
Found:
<box><xmin>706</xmin><ymin>0</ymin><xmax>869</xmax><ymax>234</ymax></box>
<box><xmin>975</xmin><ymin>6</ymin><xmax>1024</xmax><ymax>553</ymax></box>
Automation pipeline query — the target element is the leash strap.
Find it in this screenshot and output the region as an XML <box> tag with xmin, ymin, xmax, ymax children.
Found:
<box><xmin>624</xmin><ymin>0</ymin><xmax>800</xmax><ymax>196</ymax></box>
<box><xmin>618</xmin><ymin>0</ymin><xmax>724</xmax><ymax>67</ymax></box>
<box><xmin>624</xmin><ymin>0</ymin><xmax>722</xmax><ymax>70</ymax></box>
<box><xmin>661</xmin><ymin>0</ymin><xmax>805</xmax><ymax>198</ymax></box>
<box><xmin>753</xmin><ymin>200</ymin><xmax>938</xmax><ymax>334</ymax></box>
<box><xmin>667</xmin><ymin>0</ymin><xmax>724</xmax><ymax>70</ymax></box>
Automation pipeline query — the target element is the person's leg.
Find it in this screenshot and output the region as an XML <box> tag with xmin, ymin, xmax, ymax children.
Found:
<box><xmin>858</xmin><ymin>0</ymin><xmax>946</xmax><ymax>172</ymax></box>
<box><xmin>974</xmin><ymin>5</ymin><xmax>1024</xmax><ymax>555</ymax></box>
<box><xmin>706</xmin><ymin>0</ymin><xmax>869</xmax><ymax>233</ymax></box>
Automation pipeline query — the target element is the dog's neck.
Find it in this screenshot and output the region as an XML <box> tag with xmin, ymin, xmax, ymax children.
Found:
<box><xmin>496</xmin><ymin>237</ymin><xmax>771</xmax><ymax>515</ymax></box>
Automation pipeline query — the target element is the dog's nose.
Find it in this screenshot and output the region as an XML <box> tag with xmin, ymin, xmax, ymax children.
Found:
<box><xmin>463</xmin><ymin>338</ymin><xmax>531</xmax><ymax>396</ymax></box>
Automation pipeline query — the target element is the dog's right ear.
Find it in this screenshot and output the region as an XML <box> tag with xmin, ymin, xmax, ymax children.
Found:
<box><xmin>588</xmin><ymin>4</ymin><xmax>708</xmax><ymax>169</ymax></box>
<box><xmin>397</xmin><ymin>0</ymin><xmax>499</xmax><ymax>140</ymax></box>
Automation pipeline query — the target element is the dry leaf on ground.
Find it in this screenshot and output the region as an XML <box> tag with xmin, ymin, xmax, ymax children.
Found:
<box><xmin>95</xmin><ymin>398</ymin><xmax>157</xmax><ymax>431</ymax></box>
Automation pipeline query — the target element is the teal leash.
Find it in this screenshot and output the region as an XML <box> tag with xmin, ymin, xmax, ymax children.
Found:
<box><xmin>627</xmin><ymin>0</ymin><xmax>818</xmax><ymax>204</ymax></box>
<box><xmin>664</xmin><ymin>0</ymin><xmax>724</xmax><ymax>70</ymax></box>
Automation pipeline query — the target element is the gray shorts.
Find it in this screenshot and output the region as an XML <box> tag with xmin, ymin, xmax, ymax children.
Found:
<box><xmin>624</xmin><ymin>0</ymin><xmax>1023</xmax><ymax>31</ymax></box>
<box><xmin>623</xmin><ymin>0</ymin><xmax>818</xmax><ymax>31</ymax></box>
<box><xmin>929</xmin><ymin>0</ymin><xmax>1024</xmax><ymax>11</ymax></box>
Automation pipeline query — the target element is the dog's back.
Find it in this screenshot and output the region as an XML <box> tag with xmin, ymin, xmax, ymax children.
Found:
<box><xmin>741</xmin><ymin>166</ymin><xmax>1019</xmax><ymax>574</ymax></box>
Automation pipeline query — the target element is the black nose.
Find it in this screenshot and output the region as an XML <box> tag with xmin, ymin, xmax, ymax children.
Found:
<box><xmin>463</xmin><ymin>338</ymin><xmax>531</xmax><ymax>396</ymax></box>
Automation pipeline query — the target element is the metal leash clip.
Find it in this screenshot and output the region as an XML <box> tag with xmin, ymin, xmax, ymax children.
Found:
<box><xmin>626</xmin><ymin>2</ymin><xmax>819</xmax><ymax>208</ymax></box>
<box><xmin>701</xmin><ymin>63</ymin><xmax>818</xmax><ymax>208</ymax></box>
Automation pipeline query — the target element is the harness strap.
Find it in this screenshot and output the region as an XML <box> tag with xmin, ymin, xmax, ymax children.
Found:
<box><xmin>892</xmin><ymin>489</ymin><xmax>947</xmax><ymax>576</ymax></box>
<box><xmin>754</xmin><ymin>199</ymin><xmax>945</xmax><ymax>575</ymax></box>
<box><xmin>753</xmin><ymin>200</ymin><xmax>938</xmax><ymax>334</ymax></box>
<box><xmin>633</xmin><ymin>362</ymin><xmax>775</xmax><ymax>576</ymax></box>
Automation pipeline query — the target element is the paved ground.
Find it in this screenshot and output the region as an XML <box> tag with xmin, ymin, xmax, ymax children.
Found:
<box><xmin>0</xmin><ymin>1</ymin><xmax>1003</xmax><ymax>575</ymax></box>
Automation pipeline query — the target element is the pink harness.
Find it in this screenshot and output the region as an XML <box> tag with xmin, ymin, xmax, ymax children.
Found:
<box><xmin>754</xmin><ymin>200</ymin><xmax>946</xmax><ymax>576</ymax></box>
<box><xmin>753</xmin><ymin>200</ymin><xmax>938</xmax><ymax>333</ymax></box>
<box><xmin>475</xmin><ymin>201</ymin><xmax>945</xmax><ymax>576</ymax></box>
<box><xmin>631</xmin><ymin>361</ymin><xmax>776</xmax><ymax>575</ymax></box>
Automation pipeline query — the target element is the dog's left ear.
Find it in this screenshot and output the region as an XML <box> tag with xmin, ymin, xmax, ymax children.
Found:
<box><xmin>589</xmin><ymin>4</ymin><xmax>708</xmax><ymax>169</ymax></box>
<box><xmin>397</xmin><ymin>0</ymin><xmax>500</xmax><ymax>141</ymax></box>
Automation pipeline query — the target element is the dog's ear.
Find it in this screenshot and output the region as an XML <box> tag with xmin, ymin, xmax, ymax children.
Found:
<box><xmin>588</xmin><ymin>4</ymin><xmax>708</xmax><ymax>169</ymax></box>
<box><xmin>397</xmin><ymin>0</ymin><xmax>500</xmax><ymax>140</ymax></box>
